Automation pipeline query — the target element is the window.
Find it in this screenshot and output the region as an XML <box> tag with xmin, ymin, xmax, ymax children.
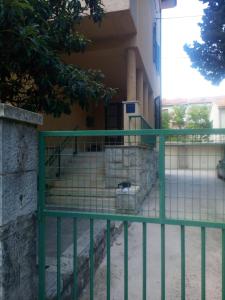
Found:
<box><xmin>153</xmin><ymin>22</ymin><xmax>160</xmax><ymax>74</ymax></box>
<box><xmin>155</xmin><ymin>96</ymin><xmax>161</xmax><ymax>129</ymax></box>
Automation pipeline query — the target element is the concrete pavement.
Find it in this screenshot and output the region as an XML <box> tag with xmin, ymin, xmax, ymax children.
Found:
<box><xmin>80</xmin><ymin>170</ymin><xmax>225</xmax><ymax>299</ymax></box>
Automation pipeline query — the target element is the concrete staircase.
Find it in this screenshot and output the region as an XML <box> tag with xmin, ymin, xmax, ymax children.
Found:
<box><xmin>46</xmin><ymin>151</ymin><xmax>117</xmax><ymax>211</ymax></box>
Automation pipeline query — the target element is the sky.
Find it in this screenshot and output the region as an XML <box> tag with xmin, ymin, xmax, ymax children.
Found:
<box><xmin>162</xmin><ymin>0</ymin><xmax>225</xmax><ymax>99</ymax></box>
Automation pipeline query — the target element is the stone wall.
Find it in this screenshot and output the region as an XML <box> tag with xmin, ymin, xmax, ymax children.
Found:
<box><xmin>0</xmin><ymin>104</ymin><xmax>42</xmax><ymax>300</ymax></box>
<box><xmin>45</xmin><ymin>221</ymin><xmax>122</xmax><ymax>300</ymax></box>
<box><xmin>105</xmin><ymin>145</ymin><xmax>158</xmax><ymax>213</ymax></box>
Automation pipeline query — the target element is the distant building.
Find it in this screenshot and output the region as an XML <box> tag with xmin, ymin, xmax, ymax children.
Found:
<box><xmin>210</xmin><ymin>97</ymin><xmax>225</xmax><ymax>128</ymax></box>
<box><xmin>162</xmin><ymin>96</ymin><xmax>225</xmax><ymax>129</ymax></box>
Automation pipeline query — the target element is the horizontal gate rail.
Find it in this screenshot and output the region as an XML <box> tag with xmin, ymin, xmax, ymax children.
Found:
<box><xmin>40</xmin><ymin>128</ymin><xmax>225</xmax><ymax>137</ymax></box>
<box><xmin>41</xmin><ymin>209</ymin><xmax>225</xmax><ymax>229</ymax></box>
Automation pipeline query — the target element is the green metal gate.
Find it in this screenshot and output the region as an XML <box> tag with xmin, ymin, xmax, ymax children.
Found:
<box><xmin>38</xmin><ymin>129</ymin><xmax>225</xmax><ymax>300</ymax></box>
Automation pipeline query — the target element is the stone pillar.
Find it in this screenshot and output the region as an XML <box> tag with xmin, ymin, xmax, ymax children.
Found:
<box><xmin>124</xmin><ymin>48</ymin><xmax>137</xmax><ymax>131</ymax></box>
<box><xmin>0</xmin><ymin>104</ymin><xmax>43</xmax><ymax>300</ymax></box>
<box><xmin>136</xmin><ymin>69</ymin><xmax>144</xmax><ymax>116</ymax></box>
<box><xmin>126</xmin><ymin>48</ymin><xmax>136</xmax><ymax>102</ymax></box>
<box><xmin>143</xmin><ymin>83</ymin><xmax>149</xmax><ymax>122</ymax></box>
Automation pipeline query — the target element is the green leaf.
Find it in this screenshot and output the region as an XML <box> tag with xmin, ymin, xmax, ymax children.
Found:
<box><xmin>0</xmin><ymin>0</ymin><xmax>116</xmax><ymax>116</ymax></box>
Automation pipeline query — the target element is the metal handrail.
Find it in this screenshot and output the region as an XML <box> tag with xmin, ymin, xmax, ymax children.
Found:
<box><xmin>45</xmin><ymin>126</ymin><xmax>79</xmax><ymax>177</ymax></box>
<box><xmin>128</xmin><ymin>115</ymin><xmax>152</xmax><ymax>129</ymax></box>
<box><xmin>129</xmin><ymin>115</ymin><xmax>156</xmax><ymax>147</ymax></box>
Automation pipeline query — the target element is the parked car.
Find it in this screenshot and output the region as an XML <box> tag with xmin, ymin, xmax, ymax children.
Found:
<box><xmin>217</xmin><ymin>159</ymin><xmax>225</xmax><ymax>180</ymax></box>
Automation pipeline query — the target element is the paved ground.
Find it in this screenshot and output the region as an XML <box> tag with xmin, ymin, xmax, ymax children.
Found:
<box><xmin>80</xmin><ymin>224</ymin><xmax>222</xmax><ymax>300</ymax></box>
<box><xmin>140</xmin><ymin>169</ymin><xmax>225</xmax><ymax>222</ymax></box>
<box><xmin>80</xmin><ymin>170</ymin><xmax>225</xmax><ymax>300</ymax></box>
<box><xmin>164</xmin><ymin>170</ymin><xmax>225</xmax><ymax>222</ymax></box>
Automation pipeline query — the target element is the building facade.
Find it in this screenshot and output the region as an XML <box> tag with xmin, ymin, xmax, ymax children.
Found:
<box><xmin>210</xmin><ymin>97</ymin><xmax>225</xmax><ymax>129</ymax></box>
<box><xmin>41</xmin><ymin>0</ymin><xmax>176</xmax><ymax>132</ymax></box>
<box><xmin>43</xmin><ymin>0</ymin><xmax>177</xmax><ymax>216</ymax></box>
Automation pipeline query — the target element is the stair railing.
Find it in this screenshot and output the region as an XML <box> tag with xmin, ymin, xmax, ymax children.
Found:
<box><xmin>45</xmin><ymin>126</ymin><xmax>79</xmax><ymax>177</ymax></box>
<box><xmin>129</xmin><ymin>115</ymin><xmax>156</xmax><ymax>147</ymax></box>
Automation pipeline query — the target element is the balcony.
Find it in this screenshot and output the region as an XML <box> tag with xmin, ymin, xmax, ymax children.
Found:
<box><xmin>77</xmin><ymin>0</ymin><xmax>137</xmax><ymax>41</ymax></box>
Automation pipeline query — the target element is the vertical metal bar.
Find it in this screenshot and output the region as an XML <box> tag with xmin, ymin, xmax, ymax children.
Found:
<box><xmin>90</xmin><ymin>219</ymin><xmax>94</xmax><ymax>300</ymax></box>
<box><xmin>222</xmin><ymin>229</ymin><xmax>225</xmax><ymax>300</ymax></box>
<box><xmin>74</xmin><ymin>137</ymin><xmax>78</xmax><ymax>155</ymax></box>
<box><xmin>124</xmin><ymin>221</ymin><xmax>128</xmax><ymax>300</ymax></box>
<box><xmin>160</xmin><ymin>133</ymin><xmax>166</xmax><ymax>300</ymax></box>
<box><xmin>38</xmin><ymin>133</ymin><xmax>46</xmax><ymax>300</ymax></box>
<box><xmin>57</xmin><ymin>217</ymin><xmax>62</xmax><ymax>300</ymax></box>
<box><xmin>159</xmin><ymin>135</ymin><xmax>166</xmax><ymax>220</ymax></box>
<box><xmin>143</xmin><ymin>223</ymin><xmax>147</xmax><ymax>300</ymax></box>
<box><xmin>161</xmin><ymin>224</ymin><xmax>165</xmax><ymax>300</ymax></box>
<box><xmin>181</xmin><ymin>225</ymin><xmax>186</xmax><ymax>300</ymax></box>
<box><xmin>201</xmin><ymin>227</ymin><xmax>206</xmax><ymax>300</ymax></box>
<box><xmin>56</xmin><ymin>146</ymin><xmax>61</xmax><ymax>178</ymax></box>
<box><xmin>107</xmin><ymin>220</ymin><xmax>111</xmax><ymax>300</ymax></box>
<box><xmin>73</xmin><ymin>218</ymin><xmax>77</xmax><ymax>300</ymax></box>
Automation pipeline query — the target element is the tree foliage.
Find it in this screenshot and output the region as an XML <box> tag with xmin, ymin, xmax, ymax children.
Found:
<box><xmin>0</xmin><ymin>0</ymin><xmax>116</xmax><ymax>116</ymax></box>
<box><xmin>171</xmin><ymin>105</ymin><xmax>186</xmax><ymax>129</ymax></box>
<box><xmin>184</xmin><ymin>0</ymin><xmax>225</xmax><ymax>85</ymax></box>
<box><xmin>186</xmin><ymin>105</ymin><xmax>212</xmax><ymax>129</ymax></box>
<box><xmin>162</xmin><ymin>110</ymin><xmax>170</xmax><ymax>129</ymax></box>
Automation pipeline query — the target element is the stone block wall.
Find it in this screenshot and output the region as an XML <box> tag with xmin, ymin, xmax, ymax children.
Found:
<box><xmin>105</xmin><ymin>145</ymin><xmax>158</xmax><ymax>212</ymax></box>
<box><xmin>0</xmin><ymin>104</ymin><xmax>42</xmax><ymax>300</ymax></box>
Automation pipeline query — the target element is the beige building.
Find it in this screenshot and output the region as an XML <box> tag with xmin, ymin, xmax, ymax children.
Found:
<box><xmin>41</xmin><ymin>0</ymin><xmax>177</xmax><ymax>132</ymax></box>
<box><xmin>210</xmin><ymin>97</ymin><xmax>225</xmax><ymax>128</ymax></box>
<box><xmin>43</xmin><ymin>1</ymin><xmax>183</xmax><ymax>216</ymax></box>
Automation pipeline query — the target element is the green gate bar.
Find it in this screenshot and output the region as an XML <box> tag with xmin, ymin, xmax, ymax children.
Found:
<box><xmin>222</xmin><ymin>229</ymin><xmax>225</xmax><ymax>300</ymax></box>
<box><xmin>107</xmin><ymin>220</ymin><xmax>111</xmax><ymax>300</ymax></box>
<box><xmin>201</xmin><ymin>227</ymin><xmax>206</xmax><ymax>300</ymax></box>
<box><xmin>90</xmin><ymin>219</ymin><xmax>94</xmax><ymax>300</ymax></box>
<box><xmin>42</xmin><ymin>209</ymin><xmax>225</xmax><ymax>228</ymax></box>
<box><xmin>73</xmin><ymin>218</ymin><xmax>77</xmax><ymax>300</ymax></box>
<box><xmin>159</xmin><ymin>135</ymin><xmax>166</xmax><ymax>220</ymax></box>
<box><xmin>124</xmin><ymin>221</ymin><xmax>128</xmax><ymax>300</ymax></box>
<box><xmin>57</xmin><ymin>217</ymin><xmax>61</xmax><ymax>300</ymax></box>
<box><xmin>181</xmin><ymin>225</ymin><xmax>186</xmax><ymax>300</ymax></box>
<box><xmin>161</xmin><ymin>224</ymin><xmax>165</xmax><ymax>300</ymax></box>
<box><xmin>142</xmin><ymin>222</ymin><xmax>147</xmax><ymax>300</ymax></box>
<box><xmin>39</xmin><ymin>128</ymin><xmax>225</xmax><ymax>137</ymax></box>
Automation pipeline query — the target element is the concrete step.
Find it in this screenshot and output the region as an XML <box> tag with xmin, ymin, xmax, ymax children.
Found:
<box><xmin>71</xmin><ymin>153</ymin><xmax>105</xmax><ymax>163</ymax></box>
<box><xmin>73</xmin><ymin>161</ymin><xmax>104</xmax><ymax>166</ymax></box>
<box><xmin>69</xmin><ymin>156</ymin><xmax>104</xmax><ymax>164</ymax></box>
<box><xmin>61</xmin><ymin>167</ymin><xmax>105</xmax><ymax>176</ymax></box>
<box><xmin>46</xmin><ymin>176</ymin><xmax>106</xmax><ymax>188</ymax></box>
<box><xmin>46</xmin><ymin>195</ymin><xmax>116</xmax><ymax>210</ymax></box>
<box><xmin>46</xmin><ymin>151</ymin><xmax>105</xmax><ymax>179</ymax></box>
<box><xmin>59</xmin><ymin>156</ymin><xmax>105</xmax><ymax>176</ymax></box>
<box><xmin>47</xmin><ymin>187</ymin><xmax>116</xmax><ymax>198</ymax></box>
<box><xmin>74</xmin><ymin>152</ymin><xmax>105</xmax><ymax>157</ymax></box>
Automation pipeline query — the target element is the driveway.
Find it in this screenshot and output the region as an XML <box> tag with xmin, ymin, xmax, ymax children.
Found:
<box><xmin>80</xmin><ymin>169</ymin><xmax>225</xmax><ymax>299</ymax></box>
<box><xmin>164</xmin><ymin>169</ymin><xmax>225</xmax><ymax>222</ymax></box>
